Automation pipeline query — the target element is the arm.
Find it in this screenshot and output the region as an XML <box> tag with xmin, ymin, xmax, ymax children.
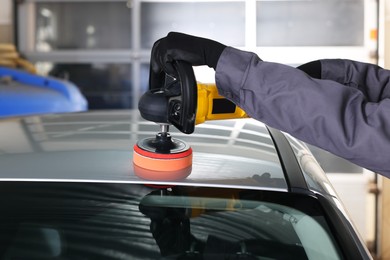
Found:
<box><xmin>216</xmin><ymin>47</ymin><xmax>390</xmax><ymax>177</ymax></box>
<box><xmin>300</xmin><ymin>59</ymin><xmax>390</xmax><ymax>102</ymax></box>
<box><xmin>150</xmin><ymin>32</ymin><xmax>390</xmax><ymax>177</ymax></box>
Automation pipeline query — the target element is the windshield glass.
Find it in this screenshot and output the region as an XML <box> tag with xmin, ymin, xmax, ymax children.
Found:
<box><xmin>0</xmin><ymin>182</ymin><xmax>342</xmax><ymax>259</ymax></box>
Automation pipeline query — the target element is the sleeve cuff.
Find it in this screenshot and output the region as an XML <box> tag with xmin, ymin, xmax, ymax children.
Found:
<box><xmin>321</xmin><ymin>59</ymin><xmax>346</xmax><ymax>83</ymax></box>
<box><xmin>215</xmin><ymin>47</ymin><xmax>256</xmax><ymax>106</ymax></box>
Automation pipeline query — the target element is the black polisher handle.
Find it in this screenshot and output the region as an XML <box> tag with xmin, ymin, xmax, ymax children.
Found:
<box><xmin>168</xmin><ymin>61</ymin><xmax>197</xmax><ymax>134</ymax></box>
<box><xmin>139</xmin><ymin>60</ymin><xmax>197</xmax><ymax>134</ymax></box>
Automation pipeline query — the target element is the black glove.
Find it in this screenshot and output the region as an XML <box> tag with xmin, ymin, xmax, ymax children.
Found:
<box><xmin>297</xmin><ymin>60</ymin><xmax>322</xmax><ymax>79</ymax></box>
<box><xmin>150</xmin><ymin>32</ymin><xmax>226</xmax><ymax>82</ymax></box>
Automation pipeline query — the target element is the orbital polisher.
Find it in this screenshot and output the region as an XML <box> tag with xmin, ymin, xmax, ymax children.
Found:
<box><xmin>133</xmin><ymin>60</ymin><xmax>248</xmax><ymax>181</ymax></box>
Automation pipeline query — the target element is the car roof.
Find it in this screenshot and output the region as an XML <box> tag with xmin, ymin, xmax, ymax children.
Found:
<box><xmin>0</xmin><ymin>110</ymin><xmax>294</xmax><ymax>191</ymax></box>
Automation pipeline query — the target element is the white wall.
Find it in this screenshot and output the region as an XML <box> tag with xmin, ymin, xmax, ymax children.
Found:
<box><xmin>0</xmin><ymin>0</ymin><xmax>13</xmax><ymax>43</ymax></box>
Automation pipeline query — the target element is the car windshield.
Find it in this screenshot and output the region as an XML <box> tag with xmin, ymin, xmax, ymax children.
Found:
<box><xmin>0</xmin><ymin>182</ymin><xmax>343</xmax><ymax>260</ymax></box>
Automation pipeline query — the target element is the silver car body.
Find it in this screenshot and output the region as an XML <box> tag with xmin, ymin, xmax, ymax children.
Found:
<box><xmin>0</xmin><ymin>110</ymin><xmax>372</xmax><ymax>259</ymax></box>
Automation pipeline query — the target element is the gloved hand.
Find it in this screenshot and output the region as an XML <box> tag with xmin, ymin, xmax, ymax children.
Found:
<box><xmin>297</xmin><ymin>60</ymin><xmax>322</xmax><ymax>79</ymax></box>
<box><xmin>150</xmin><ymin>32</ymin><xmax>226</xmax><ymax>88</ymax></box>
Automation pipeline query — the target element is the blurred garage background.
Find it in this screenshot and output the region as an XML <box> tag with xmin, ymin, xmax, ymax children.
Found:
<box><xmin>1</xmin><ymin>0</ymin><xmax>390</xmax><ymax>258</ymax></box>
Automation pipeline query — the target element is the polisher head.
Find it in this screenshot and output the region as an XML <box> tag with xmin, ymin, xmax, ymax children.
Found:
<box><xmin>133</xmin><ymin>134</ymin><xmax>193</xmax><ymax>181</ymax></box>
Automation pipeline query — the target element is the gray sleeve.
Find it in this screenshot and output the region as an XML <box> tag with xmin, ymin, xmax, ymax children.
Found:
<box><xmin>321</xmin><ymin>59</ymin><xmax>390</xmax><ymax>102</ymax></box>
<box><xmin>215</xmin><ymin>47</ymin><xmax>390</xmax><ymax>177</ymax></box>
